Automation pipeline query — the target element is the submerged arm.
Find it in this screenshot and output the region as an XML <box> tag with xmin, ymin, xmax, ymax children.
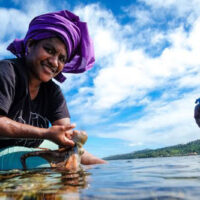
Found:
<box><xmin>81</xmin><ymin>150</ymin><xmax>107</xmax><ymax>165</ymax></box>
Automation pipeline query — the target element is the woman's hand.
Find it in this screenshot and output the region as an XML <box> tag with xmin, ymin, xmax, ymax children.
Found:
<box><xmin>44</xmin><ymin>124</ymin><xmax>76</xmax><ymax>147</ymax></box>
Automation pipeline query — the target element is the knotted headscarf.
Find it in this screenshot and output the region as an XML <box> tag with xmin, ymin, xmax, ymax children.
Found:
<box><xmin>7</xmin><ymin>10</ymin><xmax>95</xmax><ymax>83</ymax></box>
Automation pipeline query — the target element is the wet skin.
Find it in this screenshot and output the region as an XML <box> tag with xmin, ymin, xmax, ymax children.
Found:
<box><xmin>21</xmin><ymin>130</ymin><xmax>88</xmax><ymax>171</ymax></box>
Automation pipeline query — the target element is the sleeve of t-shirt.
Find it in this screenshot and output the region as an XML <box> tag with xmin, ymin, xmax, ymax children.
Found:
<box><xmin>0</xmin><ymin>60</ymin><xmax>16</xmax><ymax>115</ymax></box>
<box><xmin>47</xmin><ymin>82</ymin><xmax>70</xmax><ymax>123</ymax></box>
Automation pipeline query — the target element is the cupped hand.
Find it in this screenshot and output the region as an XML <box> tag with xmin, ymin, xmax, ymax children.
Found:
<box><xmin>44</xmin><ymin>123</ymin><xmax>76</xmax><ymax>147</ymax></box>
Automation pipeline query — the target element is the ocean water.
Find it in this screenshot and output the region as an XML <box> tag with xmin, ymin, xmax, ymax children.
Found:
<box><xmin>0</xmin><ymin>155</ymin><xmax>200</xmax><ymax>199</ymax></box>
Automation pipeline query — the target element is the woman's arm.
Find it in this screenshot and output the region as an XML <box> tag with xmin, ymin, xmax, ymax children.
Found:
<box><xmin>81</xmin><ymin>150</ymin><xmax>107</xmax><ymax>165</ymax></box>
<box><xmin>53</xmin><ymin>118</ymin><xmax>107</xmax><ymax>165</ymax></box>
<box><xmin>0</xmin><ymin>115</ymin><xmax>75</xmax><ymax>147</ymax></box>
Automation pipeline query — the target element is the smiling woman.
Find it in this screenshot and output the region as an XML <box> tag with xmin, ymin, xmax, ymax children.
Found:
<box><xmin>26</xmin><ymin>38</ymin><xmax>67</xmax><ymax>86</ymax></box>
<box><xmin>0</xmin><ymin>10</ymin><xmax>105</xmax><ymax>170</ymax></box>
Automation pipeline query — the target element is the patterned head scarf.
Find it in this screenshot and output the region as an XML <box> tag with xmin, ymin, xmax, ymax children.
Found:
<box><xmin>7</xmin><ymin>10</ymin><xmax>95</xmax><ymax>83</ymax></box>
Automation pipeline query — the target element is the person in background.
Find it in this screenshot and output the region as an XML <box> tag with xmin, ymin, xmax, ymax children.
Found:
<box><xmin>194</xmin><ymin>98</ymin><xmax>200</xmax><ymax>127</ymax></box>
<box><xmin>0</xmin><ymin>10</ymin><xmax>106</xmax><ymax>170</ymax></box>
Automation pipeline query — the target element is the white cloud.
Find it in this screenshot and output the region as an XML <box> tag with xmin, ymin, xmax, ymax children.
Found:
<box><xmin>140</xmin><ymin>0</ymin><xmax>200</xmax><ymax>14</ymax></box>
<box><xmin>0</xmin><ymin>8</ymin><xmax>29</xmax><ymax>39</ymax></box>
<box><xmin>21</xmin><ymin>0</ymin><xmax>54</xmax><ymax>18</ymax></box>
<box><xmin>0</xmin><ymin>42</ymin><xmax>12</xmax><ymax>58</ymax></box>
<box><xmin>128</xmin><ymin>142</ymin><xmax>143</xmax><ymax>147</ymax></box>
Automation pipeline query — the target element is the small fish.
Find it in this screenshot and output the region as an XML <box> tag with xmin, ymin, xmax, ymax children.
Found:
<box><xmin>20</xmin><ymin>130</ymin><xmax>88</xmax><ymax>171</ymax></box>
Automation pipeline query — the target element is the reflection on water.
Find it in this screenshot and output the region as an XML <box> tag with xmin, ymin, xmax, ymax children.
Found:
<box><xmin>1</xmin><ymin>155</ymin><xmax>200</xmax><ymax>199</ymax></box>
<box><xmin>0</xmin><ymin>168</ymin><xmax>89</xmax><ymax>199</ymax></box>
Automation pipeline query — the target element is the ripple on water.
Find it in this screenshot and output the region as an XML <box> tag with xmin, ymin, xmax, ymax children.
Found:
<box><xmin>1</xmin><ymin>156</ymin><xmax>200</xmax><ymax>199</ymax></box>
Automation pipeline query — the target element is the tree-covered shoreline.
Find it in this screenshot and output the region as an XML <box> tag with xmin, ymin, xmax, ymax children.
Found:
<box><xmin>104</xmin><ymin>139</ymin><xmax>200</xmax><ymax>160</ymax></box>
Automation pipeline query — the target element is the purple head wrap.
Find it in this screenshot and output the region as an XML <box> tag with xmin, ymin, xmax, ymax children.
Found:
<box><xmin>7</xmin><ymin>10</ymin><xmax>95</xmax><ymax>83</ymax></box>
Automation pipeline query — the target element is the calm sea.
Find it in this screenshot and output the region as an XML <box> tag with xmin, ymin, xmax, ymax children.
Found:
<box><xmin>0</xmin><ymin>155</ymin><xmax>200</xmax><ymax>199</ymax></box>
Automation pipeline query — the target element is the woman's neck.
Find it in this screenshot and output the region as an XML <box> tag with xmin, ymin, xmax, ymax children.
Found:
<box><xmin>29</xmin><ymin>77</ymin><xmax>41</xmax><ymax>100</ymax></box>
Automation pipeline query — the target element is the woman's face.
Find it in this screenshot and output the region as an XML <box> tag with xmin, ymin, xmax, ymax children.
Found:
<box><xmin>26</xmin><ymin>37</ymin><xmax>67</xmax><ymax>83</ymax></box>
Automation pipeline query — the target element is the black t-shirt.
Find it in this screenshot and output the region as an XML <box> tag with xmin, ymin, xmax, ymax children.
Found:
<box><xmin>0</xmin><ymin>58</ymin><xmax>70</xmax><ymax>148</ymax></box>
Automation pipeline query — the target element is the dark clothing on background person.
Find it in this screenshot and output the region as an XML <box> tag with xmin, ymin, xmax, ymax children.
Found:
<box><xmin>0</xmin><ymin>58</ymin><xmax>70</xmax><ymax>148</ymax></box>
<box><xmin>194</xmin><ymin>99</ymin><xmax>200</xmax><ymax>128</ymax></box>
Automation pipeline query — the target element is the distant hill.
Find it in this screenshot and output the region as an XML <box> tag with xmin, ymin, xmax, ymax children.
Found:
<box><xmin>103</xmin><ymin>139</ymin><xmax>200</xmax><ymax>160</ymax></box>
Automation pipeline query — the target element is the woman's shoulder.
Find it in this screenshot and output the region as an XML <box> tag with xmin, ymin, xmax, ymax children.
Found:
<box><xmin>0</xmin><ymin>58</ymin><xmax>28</xmax><ymax>86</ymax></box>
<box><xmin>0</xmin><ymin>58</ymin><xmax>25</xmax><ymax>72</ymax></box>
<box><xmin>0</xmin><ymin>58</ymin><xmax>20</xmax><ymax>65</ymax></box>
<box><xmin>0</xmin><ymin>59</ymin><xmax>14</xmax><ymax>68</ymax></box>
<box><xmin>0</xmin><ymin>59</ymin><xmax>16</xmax><ymax>78</ymax></box>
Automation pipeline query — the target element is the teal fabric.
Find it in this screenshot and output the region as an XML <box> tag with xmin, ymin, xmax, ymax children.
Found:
<box><xmin>0</xmin><ymin>146</ymin><xmax>50</xmax><ymax>170</ymax></box>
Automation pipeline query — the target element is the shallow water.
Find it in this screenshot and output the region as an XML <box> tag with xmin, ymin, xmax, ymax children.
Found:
<box><xmin>1</xmin><ymin>155</ymin><xmax>200</xmax><ymax>199</ymax></box>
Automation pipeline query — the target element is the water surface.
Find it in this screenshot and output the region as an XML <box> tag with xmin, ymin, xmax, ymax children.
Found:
<box><xmin>1</xmin><ymin>155</ymin><xmax>200</xmax><ymax>199</ymax></box>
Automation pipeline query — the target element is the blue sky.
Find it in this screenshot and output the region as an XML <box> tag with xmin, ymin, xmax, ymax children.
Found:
<box><xmin>1</xmin><ymin>0</ymin><xmax>200</xmax><ymax>158</ymax></box>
